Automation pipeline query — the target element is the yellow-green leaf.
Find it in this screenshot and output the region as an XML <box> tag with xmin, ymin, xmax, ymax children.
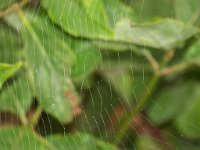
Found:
<box><xmin>0</xmin><ymin>62</ymin><xmax>22</xmax><ymax>88</ymax></box>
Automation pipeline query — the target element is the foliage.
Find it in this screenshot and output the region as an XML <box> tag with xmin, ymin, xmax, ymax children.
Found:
<box><xmin>0</xmin><ymin>0</ymin><xmax>200</xmax><ymax>149</ymax></box>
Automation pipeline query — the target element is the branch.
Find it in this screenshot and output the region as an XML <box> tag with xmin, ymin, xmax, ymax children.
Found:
<box><xmin>142</xmin><ymin>50</ymin><xmax>160</xmax><ymax>75</ymax></box>
<box><xmin>112</xmin><ymin>50</ymin><xmax>174</xmax><ymax>145</ymax></box>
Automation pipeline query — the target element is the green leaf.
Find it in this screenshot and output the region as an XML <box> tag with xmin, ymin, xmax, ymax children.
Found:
<box><xmin>184</xmin><ymin>38</ymin><xmax>200</xmax><ymax>64</ymax></box>
<box><xmin>103</xmin><ymin>70</ymin><xmax>134</xmax><ymax>102</ymax></box>
<box><xmin>41</xmin><ymin>0</ymin><xmax>113</xmax><ymax>39</ymax></box>
<box><xmin>16</xmin><ymin>9</ymin><xmax>79</xmax><ymax>123</ymax></box>
<box><xmin>132</xmin><ymin>0</ymin><xmax>174</xmax><ymax>22</ymax></box>
<box><xmin>115</xmin><ymin>19</ymin><xmax>198</xmax><ymax>50</ymax></box>
<box><xmin>48</xmin><ymin>133</ymin><xmax>118</xmax><ymax>150</ymax></box>
<box><xmin>103</xmin><ymin>0</ymin><xmax>137</xmax><ymax>27</ymax></box>
<box><xmin>0</xmin><ymin>22</ymin><xmax>27</xmax><ymax>124</ymax></box>
<box><xmin>175</xmin><ymin>0</ymin><xmax>200</xmax><ymax>26</ymax></box>
<box><xmin>0</xmin><ymin>62</ymin><xmax>22</xmax><ymax>88</ymax></box>
<box><xmin>95</xmin><ymin>19</ymin><xmax>198</xmax><ymax>51</ymax></box>
<box><xmin>41</xmin><ymin>0</ymin><xmax>197</xmax><ymax>50</ymax></box>
<box><xmin>0</xmin><ymin>127</ymin><xmax>118</xmax><ymax>150</ymax></box>
<box><xmin>0</xmin><ymin>22</ymin><xmax>23</xmax><ymax>64</ymax></box>
<box><xmin>135</xmin><ymin>136</ymin><xmax>162</xmax><ymax>150</ymax></box>
<box><xmin>175</xmin><ymin>85</ymin><xmax>200</xmax><ymax>139</ymax></box>
<box><xmin>169</xmin><ymin>134</ymin><xmax>200</xmax><ymax>150</ymax></box>
<box><xmin>70</xmin><ymin>41</ymin><xmax>101</xmax><ymax>81</ymax></box>
<box><xmin>147</xmin><ymin>82</ymin><xmax>197</xmax><ymax>125</ymax></box>
<box><xmin>0</xmin><ymin>0</ymin><xmax>15</xmax><ymax>10</ymax></box>
<box><xmin>41</xmin><ymin>0</ymin><xmax>135</xmax><ymax>39</ymax></box>
<box><xmin>0</xmin><ymin>72</ymin><xmax>33</xmax><ymax>124</ymax></box>
<box><xmin>0</xmin><ymin>127</ymin><xmax>51</xmax><ymax>149</ymax></box>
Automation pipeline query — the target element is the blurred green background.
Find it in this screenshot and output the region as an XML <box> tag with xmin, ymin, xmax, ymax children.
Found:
<box><xmin>0</xmin><ymin>0</ymin><xmax>200</xmax><ymax>149</ymax></box>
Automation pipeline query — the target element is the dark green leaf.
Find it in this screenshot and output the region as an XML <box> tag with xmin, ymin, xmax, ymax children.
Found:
<box><xmin>175</xmin><ymin>85</ymin><xmax>200</xmax><ymax>138</ymax></box>
<box><xmin>184</xmin><ymin>38</ymin><xmax>200</xmax><ymax>64</ymax></box>
<box><xmin>0</xmin><ymin>73</ymin><xmax>33</xmax><ymax>124</ymax></box>
<box><xmin>77</xmin><ymin>81</ymin><xmax>120</xmax><ymax>136</ymax></box>
<box><xmin>169</xmin><ymin>134</ymin><xmax>200</xmax><ymax>150</ymax></box>
<box><xmin>147</xmin><ymin>82</ymin><xmax>197</xmax><ymax>125</ymax></box>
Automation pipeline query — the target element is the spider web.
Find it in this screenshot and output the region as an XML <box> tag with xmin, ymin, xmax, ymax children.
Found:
<box><xmin>0</xmin><ymin>0</ymin><xmax>200</xmax><ymax>149</ymax></box>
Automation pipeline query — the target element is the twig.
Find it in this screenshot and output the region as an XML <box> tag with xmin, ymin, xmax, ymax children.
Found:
<box><xmin>28</xmin><ymin>105</ymin><xmax>43</xmax><ymax>127</ymax></box>
<box><xmin>142</xmin><ymin>50</ymin><xmax>160</xmax><ymax>75</ymax></box>
<box><xmin>126</xmin><ymin>46</ymin><xmax>161</xmax><ymax>75</ymax></box>
<box><xmin>112</xmin><ymin>50</ymin><xmax>174</xmax><ymax>145</ymax></box>
<box><xmin>112</xmin><ymin>75</ymin><xmax>160</xmax><ymax>145</ymax></box>
<box><xmin>0</xmin><ymin>0</ymin><xmax>28</xmax><ymax>18</ymax></box>
<box><xmin>161</xmin><ymin>63</ymin><xmax>188</xmax><ymax>76</ymax></box>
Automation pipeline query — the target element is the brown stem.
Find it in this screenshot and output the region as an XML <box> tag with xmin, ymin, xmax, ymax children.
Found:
<box><xmin>0</xmin><ymin>0</ymin><xmax>28</xmax><ymax>18</ymax></box>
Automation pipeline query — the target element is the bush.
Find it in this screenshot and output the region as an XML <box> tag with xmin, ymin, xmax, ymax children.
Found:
<box><xmin>0</xmin><ymin>0</ymin><xmax>200</xmax><ymax>149</ymax></box>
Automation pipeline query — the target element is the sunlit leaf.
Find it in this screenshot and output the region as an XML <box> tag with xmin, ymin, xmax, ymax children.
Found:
<box><xmin>115</xmin><ymin>19</ymin><xmax>198</xmax><ymax>50</ymax></box>
<box><xmin>0</xmin><ymin>62</ymin><xmax>22</xmax><ymax>88</ymax></box>
<box><xmin>41</xmin><ymin>0</ymin><xmax>197</xmax><ymax>50</ymax></box>
<box><xmin>41</xmin><ymin>0</ymin><xmax>113</xmax><ymax>39</ymax></box>
<box><xmin>41</xmin><ymin>0</ymin><xmax>135</xmax><ymax>39</ymax></box>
